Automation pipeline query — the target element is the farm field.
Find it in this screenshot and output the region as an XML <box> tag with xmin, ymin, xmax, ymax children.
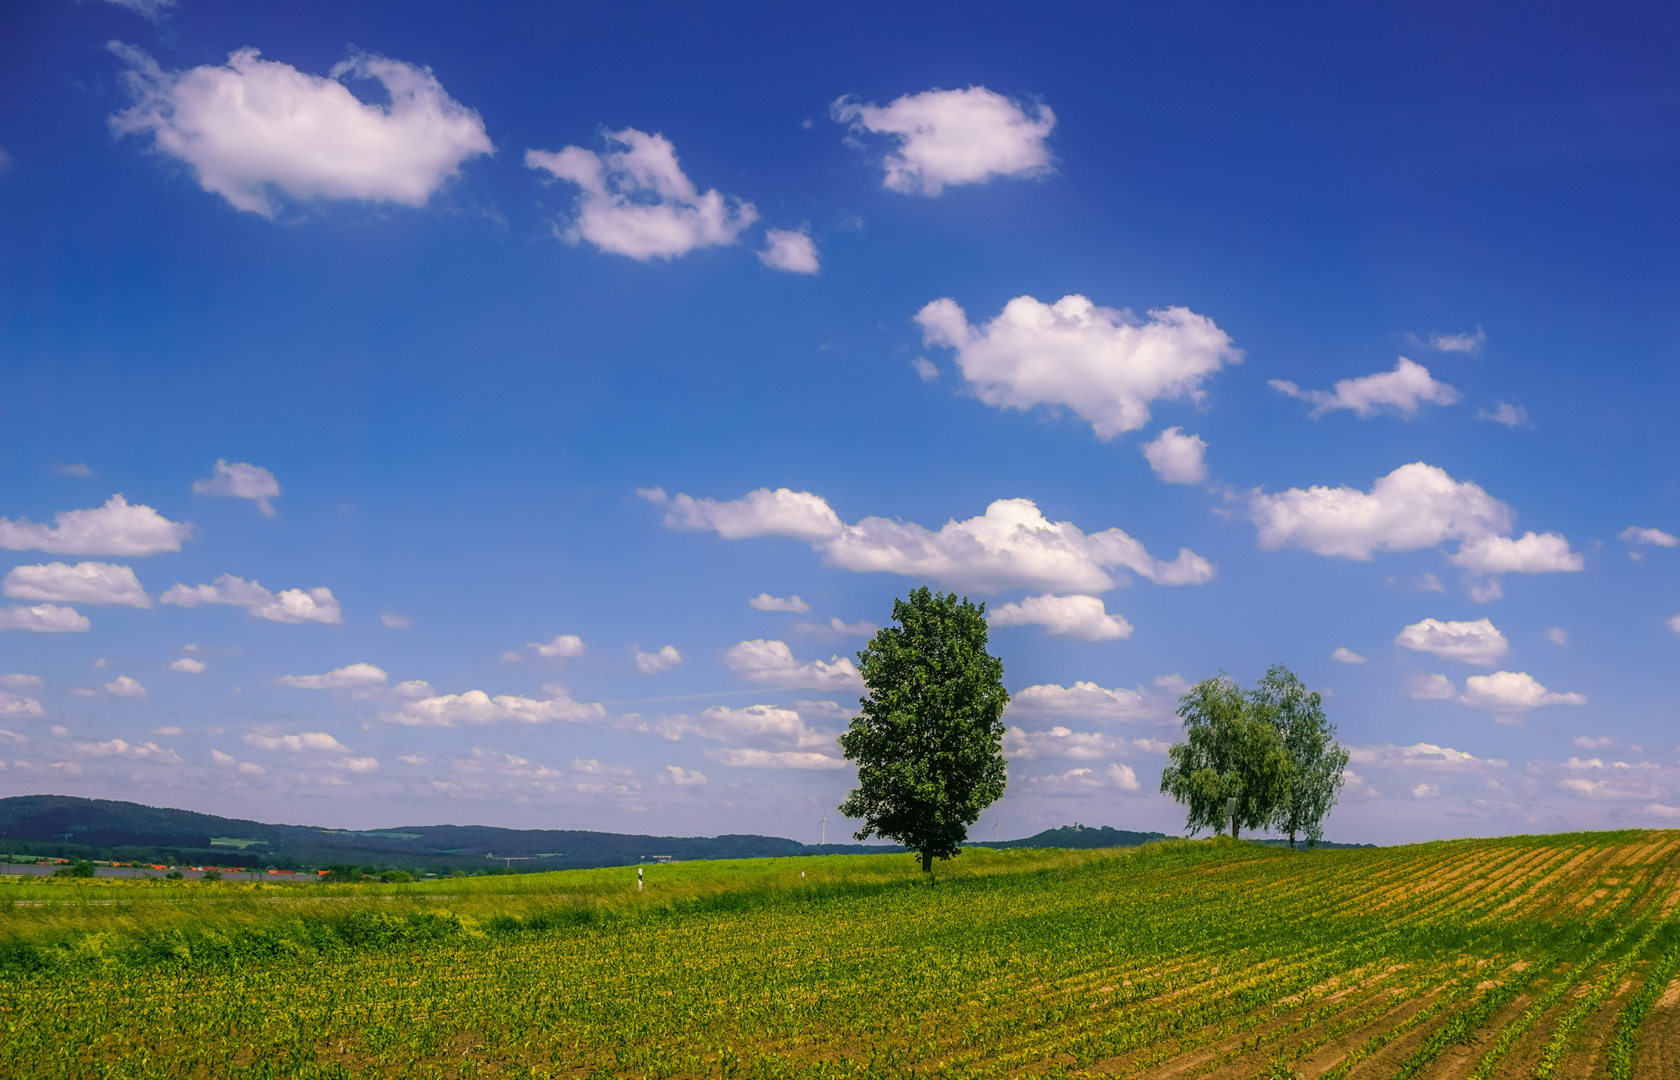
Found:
<box><xmin>2</xmin><ymin>831</ymin><xmax>1679</xmax><ymax>1078</ymax></box>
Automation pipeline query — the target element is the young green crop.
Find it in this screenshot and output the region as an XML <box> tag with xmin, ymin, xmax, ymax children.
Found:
<box><xmin>2</xmin><ymin>832</ymin><xmax>1677</xmax><ymax>1078</ymax></box>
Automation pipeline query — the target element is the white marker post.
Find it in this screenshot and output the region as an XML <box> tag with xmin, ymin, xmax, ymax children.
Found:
<box><xmin>638</xmin><ymin>866</ymin><xmax>643</xmax><ymax>892</ymax></box>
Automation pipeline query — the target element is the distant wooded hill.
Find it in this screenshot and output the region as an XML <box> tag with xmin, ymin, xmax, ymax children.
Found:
<box><xmin>0</xmin><ymin>795</ymin><xmax>1208</xmax><ymax>873</ymax></box>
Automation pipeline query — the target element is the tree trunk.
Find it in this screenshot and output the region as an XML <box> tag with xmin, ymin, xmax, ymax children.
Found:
<box><xmin>921</xmin><ymin>850</ymin><xmax>932</xmax><ymax>873</ymax></box>
<box><xmin>1230</xmin><ymin>819</ymin><xmax>1238</xmax><ymax>840</ymax></box>
<box><xmin>1289</xmin><ymin>832</ymin><xmax>1296</xmax><ymax>850</ymax></box>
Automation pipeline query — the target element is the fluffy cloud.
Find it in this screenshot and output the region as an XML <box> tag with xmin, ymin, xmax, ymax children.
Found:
<box><xmin>1449</xmin><ymin>533</ymin><xmax>1583</xmax><ymax>576</ymax></box>
<box><xmin>1478</xmin><ymin>402</ymin><xmax>1529</xmax><ymax>428</ymax></box>
<box><xmin>1621</xmin><ymin>526</ymin><xmax>1678</xmax><ymax>548</ymax></box>
<box><xmin>170</xmin><ymin>657</ymin><xmax>206</xmax><ymax>674</ymax></box>
<box><xmin>703</xmin><ymin>747</ymin><xmax>846</xmax><ymax>770</ymax></box>
<box><xmin>1008</xmin><ymin>681</ymin><xmax>1157</xmax><ymax>723</ymax></box>
<box><xmin>0</xmin><ymin>691</ymin><xmax>44</xmax><ymax>719</ymax></box>
<box><xmin>525</xmin><ymin>129</ymin><xmax>757</xmax><ymax>260</ymax></box>
<box><xmin>1460</xmin><ymin>671</ymin><xmax>1586</xmax><ymax>712</ymax></box>
<box><xmin>382</xmin><ymin>614</ymin><xmax>413</xmax><ymax>629</ymax></box>
<box><xmin>71</xmin><ymin>738</ymin><xmax>179</xmax><ymax>763</ymax></box>
<box><xmin>645</xmin><ymin>487</ymin><xmax>842</xmax><ymax>542</ymax></box>
<box><xmin>243</xmin><ymin>730</ymin><xmax>375</xmax><ymax>772</ymax></box>
<box><xmin>385</xmin><ymin>688</ymin><xmax>604</xmax><ymax>727</ymax></box>
<box><xmin>1395</xmin><ymin>618</ymin><xmax>1509</xmax><ymax>666</ymax></box>
<box><xmin>662</xmin><ymin>765</ymin><xmax>708</xmax><ymax>786</ymax></box>
<box><xmin>912</xmin><ymin>357</ymin><xmax>940</xmax><ymax>381</ymax></box>
<box><xmin>0</xmin><ymin>604</ymin><xmax>90</xmax><ymax>633</ymax></box>
<box><xmin>1409</xmin><ymin>673</ymin><xmax>1457</xmax><ymax>700</ymax></box>
<box><xmin>160</xmin><ymin>574</ymin><xmax>341</xmax><ymax>624</ymax></box>
<box><xmin>1141</xmin><ymin>427</ymin><xmax>1208</xmax><ymax>484</ymax></box>
<box><xmin>193</xmin><ymin>460</ymin><xmax>280</xmax><ymax>516</ymax></box>
<box><xmin>724</xmin><ymin>640</ymin><xmax>863</xmax><ymax>690</ymax></box>
<box><xmin>749</xmin><ymin>593</ymin><xmax>809</xmax><ymax>612</ymax></box>
<box><xmin>245</xmin><ymin>731</ymin><xmax>347</xmax><ymax>752</ymax></box>
<box><xmin>826</xmin><ymin>617</ymin><xmax>878</xmax><ymax>636</ymax></box>
<box><xmin>1547</xmin><ymin>627</ymin><xmax>1569</xmax><ymax>646</ymax></box>
<box><xmin>110</xmin><ymin>45</ymin><xmax>492</xmax><ymax>217</ymax></box>
<box><xmin>1270</xmin><ymin>358</ymin><xmax>1460</xmax><ymax>419</ymax></box>
<box><xmin>831</xmin><ymin>86</ymin><xmax>1055</xmax><ymax>195</ymax></box>
<box><xmin>988</xmin><ymin>594</ymin><xmax>1132</xmax><ymax>641</ymax></box>
<box><xmin>279</xmin><ymin>663</ymin><xmax>389</xmax><ymax>691</ymax></box>
<box><xmin>104</xmin><ymin>676</ymin><xmax>147</xmax><ymax>698</ymax></box>
<box><xmin>1670</xmin><ymin>615</ymin><xmax>1680</xmax><ymax>635</ymax></box>
<box><xmin>760</xmin><ymin>228</ymin><xmax>819</xmax><ymax>274</ymax></box>
<box><xmin>0</xmin><ymin>674</ymin><xmax>45</xmax><ymax>689</ymax></box>
<box><xmin>528</xmin><ymin>634</ymin><xmax>585</xmax><ymax>659</ymax></box>
<box><xmin>1251</xmin><ymin>464</ymin><xmax>1509</xmax><ymax>560</ymax></box>
<box><xmin>654</xmin><ymin>487</ymin><xmax>1212</xmax><ymax>595</ymax></box>
<box><xmin>1004</xmin><ymin>725</ymin><xmax>1123</xmax><ymax>761</ymax></box>
<box><xmin>1250</xmin><ymin>462</ymin><xmax>1582</xmax><ymax>597</ymax></box>
<box><xmin>635</xmin><ymin>645</ymin><xmax>683</xmax><ymax>674</ymax></box>
<box><xmin>1348</xmin><ymin>742</ymin><xmax>1506</xmax><ymax>771</ymax></box>
<box><xmin>0</xmin><ymin>494</ymin><xmax>191</xmax><ymax>555</ymax></box>
<box><xmin>1022</xmin><ymin>763</ymin><xmax>1142</xmax><ymax>793</ymax></box>
<box><xmin>916</xmin><ymin>294</ymin><xmax>1239</xmax><ymax>439</ymax></box>
<box><xmin>1331</xmin><ymin>647</ymin><xmax>1366</xmax><ymax>664</ymax></box>
<box><xmin>3</xmin><ymin>562</ymin><xmax>149</xmax><ymax>607</ymax></box>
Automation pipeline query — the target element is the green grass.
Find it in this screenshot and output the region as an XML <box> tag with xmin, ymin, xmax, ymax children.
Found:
<box><xmin>2</xmin><ymin>833</ymin><xmax>1677</xmax><ymax>1078</ymax></box>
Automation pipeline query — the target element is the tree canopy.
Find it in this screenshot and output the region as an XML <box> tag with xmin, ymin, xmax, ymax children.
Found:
<box><xmin>1159</xmin><ymin>666</ymin><xmax>1348</xmax><ymax>846</ymax></box>
<box><xmin>838</xmin><ymin>587</ymin><xmax>1010</xmax><ymax>872</ymax></box>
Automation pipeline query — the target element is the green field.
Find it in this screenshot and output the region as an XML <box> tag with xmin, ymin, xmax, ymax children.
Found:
<box><xmin>3</xmin><ymin>831</ymin><xmax>1678</xmax><ymax>1078</ymax></box>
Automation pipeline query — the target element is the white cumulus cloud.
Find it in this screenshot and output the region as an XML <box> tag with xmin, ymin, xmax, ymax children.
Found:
<box><xmin>279</xmin><ymin>663</ymin><xmax>389</xmax><ymax>691</ymax></box>
<box><xmin>1250</xmin><ymin>462</ymin><xmax>1582</xmax><ymax>597</ymax></box>
<box><xmin>988</xmin><ymin>594</ymin><xmax>1132</xmax><ymax>641</ymax></box>
<box><xmin>0</xmin><ymin>674</ymin><xmax>45</xmax><ymax>689</ymax></box>
<box><xmin>0</xmin><ymin>494</ymin><xmax>192</xmax><ymax>555</ymax></box>
<box><xmin>655</xmin><ymin>488</ymin><xmax>1212</xmax><ymax>596</ymax></box>
<box><xmin>635</xmin><ymin>645</ymin><xmax>683</xmax><ymax>674</ymax></box>
<box><xmin>760</xmin><ymin>227</ymin><xmax>818</xmax><ymax>274</ymax></box>
<box><xmin>72</xmin><ymin>737</ymin><xmax>178</xmax><ymax>763</ymax></box>
<box><xmin>525</xmin><ymin>129</ymin><xmax>756</xmax><ymax>260</ymax></box>
<box><xmin>1478</xmin><ymin>401</ymin><xmax>1529</xmax><ymax>428</ymax></box>
<box><xmin>3</xmin><ymin>562</ymin><xmax>149</xmax><ymax>607</ymax></box>
<box><xmin>159</xmin><ymin>574</ymin><xmax>341</xmax><ymax>624</ymax></box>
<box><xmin>831</xmin><ymin>86</ymin><xmax>1054</xmax><ymax>195</ymax></box>
<box><xmin>1621</xmin><ymin>526</ymin><xmax>1678</xmax><ymax>548</ymax></box>
<box><xmin>99</xmin><ymin>0</ymin><xmax>175</xmax><ymax>21</ymax></box>
<box><xmin>1331</xmin><ymin>647</ymin><xmax>1366</xmax><ymax>664</ymax></box>
<box><xmin>1395</xmin><ymin>618</ymin><xmax>1509</xmax><ymax>666</ymax></box>
<box><xmin>0</xmin><ymin>604</ymin><xmax>90</xmax><ymax>633</ymax></box>
<box><xmin>703</xmin><ymin>748</ymin><xmax>846</xmax><ymax>770</ymax></box>
<box><xmin>1449</xmin><ymin>533</ymin><xmax>1583</xmax><ymax>576</ymax></box>
<box><xmin>1270</xmin><ymin>358</ymin><xmax>1460</xmax><ymax>419</ymax></box>
<box><xmin>1348</xmin><ymin>742</ymin><xmax>1505</xmax><ymax>771</ymax></box>
<box><xmin>646</xmin><ymin>486</ymin><xmax>842</xmax><ymax>543</ymax></box>
<box><xmin>170</xmin><ymin>657</ymin><xmax>206</xmax><ymax>674</ymax></box>
<box><xmin>385</xmin><ymin>688</ymin><xmax>605</xmax><ymax>727</ymax></box>
<box><xmin>749</xmin><ymin>593</ymin><xmax>809</xmax><ymax>612</ymax></box>
<box><xmin>0</xmin><ymin>691</ymin><xmax>44</xmax><ymax>719</ymax></box>
<box><xmin>725</xmin><ymin>639</ymin><xmax>862</xmax><ymax>690</ymax></box>
<box><xmin>1460</xmin><ymin>671</ymin><xmax>1586</xmax><ymax>712</ymax></box>
<box><xmin>193</xmin><ymin>460</ymin><xmax>281</xmax><ymax>516</ymax></box>
<box><xmin>529</xmin><ymin>634</ymin><xmax>585</xmax><ymax>658</ymax></box>
<box><xmin>916</xmin><ymin>294</ymin><xmax>1239</xmax><ymax>440</ymax></box>
<box><xmin>1410</xmin><ymin>673</ymin><xmax>1457</xmax><ymax>700</ymax></box>
<box><xmin>1004</xmin><ymin>725</ymin><xmax>1123</xmax><ymax>762</ymax></box>
<box><xmin>110</xmin><ymin>45</ymin><xmax>492</xmax><ymax>217</ymax></box>
<box><xmin>1141</xmin><ymin>427</ymin><xmax>1208</xmax><ymax>484</ymax></box>
<box><xmin>1008</xmin><ymin>682</ymin><xmax>1157</xmax><ymax>723</ymax></box>
<box><xmin>104</xmin><ymin>676</ymin><xmax>147</xmax><ymax>698</ymax></box>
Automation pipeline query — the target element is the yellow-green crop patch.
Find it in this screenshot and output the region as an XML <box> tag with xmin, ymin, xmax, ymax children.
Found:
<box><xmin>2</xmin><ymin>833</ymin><xmax>1677</xmax><ymax>1078</ymax></box>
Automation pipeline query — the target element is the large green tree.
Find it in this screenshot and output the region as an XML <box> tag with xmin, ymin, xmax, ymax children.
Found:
<box><xmin>1158</xmin><ymin>674</ymin><xmax>1291</xmax><ymax>840</ymax></box>
<box><xmin>838</xmin><ymin>587</ymin><xmax>1010</xmax><ymax>872</ymax></box>
<box><xmin>1249</xmin><ymin>664</ymin><xmax>1350</xmax><ymax>849</ymax></box>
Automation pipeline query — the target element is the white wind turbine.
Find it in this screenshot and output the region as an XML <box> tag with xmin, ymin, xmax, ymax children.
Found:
<box><xmin>820</xmin><ymin>815</ymin><xmax>828</xmax><ymax>845</ymax></box>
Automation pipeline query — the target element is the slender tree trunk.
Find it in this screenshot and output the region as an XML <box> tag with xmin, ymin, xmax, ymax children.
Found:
<box><xmin>921</xmin><ymin>850</ymin><xmax>932</xmax><ymax>873</ymax></box>
<box><xmin>1230</xmin><ymin>820</ymin><xmax>1238</xmax><ymax>840</ymax></box>
<box><xmin>1289</xmin><ymin>832</ymin><xmax>1296</xmax><ymax>850</ymax></box>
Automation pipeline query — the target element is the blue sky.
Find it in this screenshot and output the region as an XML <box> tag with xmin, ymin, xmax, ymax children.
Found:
<box><xmin>1</xmin><ymin>0</ymin><xmax>1676</xmax><ymax>844</ymax></box>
